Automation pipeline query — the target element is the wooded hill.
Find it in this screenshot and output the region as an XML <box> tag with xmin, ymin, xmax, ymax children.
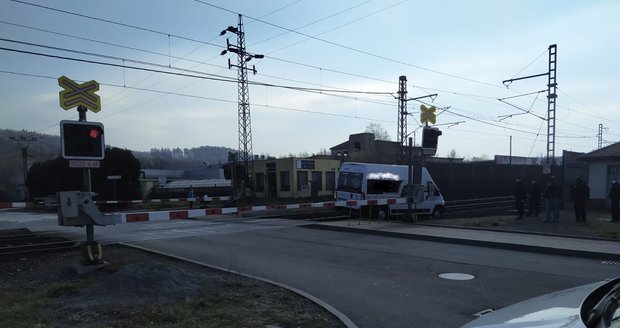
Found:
<box><xmin>0</xmin><ymin>129</ymin><xmax>234</xmax><ymax>201</ymax></box>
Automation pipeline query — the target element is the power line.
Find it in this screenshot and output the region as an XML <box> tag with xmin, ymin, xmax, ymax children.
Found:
<box><xmin>261</xmin><ymin>0</ymin><xmax>407</xmax><ymax>56</ymax></box>
<box><xmin>1</xmin><ymin>20</ymin><xmax>396</xmax><ymax>107</ymax></box>
<box><xmin>9</xmin><ymin>0</ymin><xmax>222</xmax><ymax>47</ymax></box>
<box><xmin>4</xmin><ymin>4</ymin><xmax>611</xmax><ymax>149</ymax></box>
<box><xmin>0</xmin><ymin>69</ymin><xmax>396</xmax><ymax>128</ymax></box>
<box><xmin>248</xmin><ymin>0</ymin><xmax>374</xmax><ymax>48</ymax></box>
<box><xmin>0</xmin><ymin>44</ymin><xmax>393</xmax><ymax>95</ymax></box>
<box><xmin>194</xmin><ymin>0</ymin><xmax>503</xmax><ymax>88</ymax></box>
<box><xmin>12</xmin><ymin>0</ymin><xmax>504</xmax><ymax>89</ymax></box>
<box><xmin>0</xmin><ymin>20</ymin><xmax>224</xmax><ymax>71</ymax></box>
<box><xmin>10</xmin><ymin>0</ymin><xmax>609</xmax><ymax>132</ymax></box>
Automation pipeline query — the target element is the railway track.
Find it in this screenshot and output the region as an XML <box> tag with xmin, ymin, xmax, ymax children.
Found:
<box><xmin>444</xmin><ymin>196</ymin><xmax>515</xmax><ymax>217</ymax></box>
<box><xmin>251</xmin><ymin>196</ymin><xmax>516</xmax><ymax>221</ymax></box>
<box><xmin>0</xmin><ymin>228</ymin><xmax>78</xmax><ymax>260</ymax></box>
<box><xmin>0</xmin><ymin>197</ymin><xmax>515</xmax><ymax>259</ymax></box>
<box><xmin>252</xmin><ymin>208</ymin><xmax>348</xmax><ymax>221</ymax></box>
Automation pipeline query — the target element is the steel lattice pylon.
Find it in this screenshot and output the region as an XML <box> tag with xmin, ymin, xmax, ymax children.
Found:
<box><xmin>234</xmin><ymin>15</ymin><xmax>253</xmax><ymax>189</ymax></box>
<box><xmin>222</xmin><ymin>14</ymin><xmax>263</xmax><ymax>196</ymax></box>
<box><xmin>397</xmin><ymin>75</ymin><xmax>408</xmax><ymax>146</ymax></box>
<box><xmin>546</xmin><ymin>44</ymin><xmax>557</xmax><ymax>165</ymax></box>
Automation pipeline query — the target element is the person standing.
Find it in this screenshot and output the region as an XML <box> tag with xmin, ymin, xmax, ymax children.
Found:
<box><xmin>609</xmin><ymin>178</ymin><xmax>620</xmax><ymax>222</ymax></box>
<box><xmin>527</xmin><ymin>179</ymin><xmax>541</xmax><ymax>217</ymax></box>
<box><xmin>570</xmin><ymin>177</ymin><xmax>590</xmax><ymax>222</ymax></box>
<box><xmin>514</xmin><ymin>178</ymin><xmax>526</xmax><ymax>219</ymax></box>
<box><xmin>543</xmin><ymin>176</ymin><xmax>561</xmax><ymax>222</ymax></box>
<box><xmin>187</xmin><ymin>186</ymin><xmax>195</xmax><ymax>209</ymax></box>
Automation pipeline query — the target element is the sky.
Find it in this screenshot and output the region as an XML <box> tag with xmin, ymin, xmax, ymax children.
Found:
<box><xmin>1</xmin><ymin>0</ymin><xmax>619</xmax><ymax>160</ymax></box>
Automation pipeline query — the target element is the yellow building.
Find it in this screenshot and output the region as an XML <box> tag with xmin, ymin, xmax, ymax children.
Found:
<box><xmin>252</xmin><ymin>157</ymin><xmax>340</xmax><ymax>200</ymax></box>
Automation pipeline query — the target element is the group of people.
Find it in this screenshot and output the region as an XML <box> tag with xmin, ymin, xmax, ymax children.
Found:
<box><xmin>514</xmin><ymin>176</ymin><xmax>620</xmax><ymax>223</ymax></box>
<box><xmin>514</xmin><ymin>177</ymin><xmax>560</xmax><ymax>221</ymax></box>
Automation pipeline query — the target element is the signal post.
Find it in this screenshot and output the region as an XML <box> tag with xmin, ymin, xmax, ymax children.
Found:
<box><xmin>57</xmin><ymin>76</ymin><xmax>120</xmax><ymax>269</ymax></box>
<box><xmin>406</xmin><ymin>105</ymin><xmax>442</xmax><ymax>221</ymax></box>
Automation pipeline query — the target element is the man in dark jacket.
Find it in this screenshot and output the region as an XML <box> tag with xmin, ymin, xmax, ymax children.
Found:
<box><xmin>527</xmin><ymin>179</ymin><xmax>541</xmax><ymax>217</ymax></box>
<box><xmin>609</xmin><ymin>178</ymin><xmax>620</xmax><ymax>222</ymax></box>
<box><xmin>514</xmin><ymin>178</ymin><xmax>526</xmax><ymax>219</ymax></box>
<box><xmin>544</xmin><ymin>176</ymin><xmax>561</xmax><ymax>222</ymax></box>
<box><xmin>570</xmin><ymin>177</ymin><xmax>589</xmax><ymax>222</ymax></box>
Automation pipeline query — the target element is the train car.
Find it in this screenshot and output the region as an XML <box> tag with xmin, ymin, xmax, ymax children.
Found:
<box><xmin>335</xmin><ymin>162</ymin><xmax>445</xmax><ymax>219</ymax></box>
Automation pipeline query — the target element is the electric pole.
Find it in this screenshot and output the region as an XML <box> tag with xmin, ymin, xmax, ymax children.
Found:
<box><xmin>503</xmin><ymin>44</ymin><xmax>557</xmax><ymax>168</ymax></box>
<box><xmin>597</xmin><ymin>123</ymin><xmax>604</xmax><ymax>149</ymax></box>
<box><xmin>221</xmin><ymin>14</ymin><xmax>264</xmax><ymax>200</ymax></box>
<box><xmin>10</xmin><ymin>135</ymin><xmax>37</xmax><ymax>200</ymax></box>
<box><xmin>395</xmin><ymin>75</ymin><xmax>437</xmax><ymax>164</ymax></box>
<box><xmin>397</xmin><ymin>75</ymin><xmax>408</xmax><ymax>148</ymax></box>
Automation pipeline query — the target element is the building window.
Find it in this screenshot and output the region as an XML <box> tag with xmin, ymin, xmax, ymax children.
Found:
<box><xmin>326</xmin><ymin>171</ymin><xmax>335</xmax><ymax>192</ymax></box>
<box><xmin>354</xmin><ymin>142</ymin><xmax>361</xmax><ymax>151</ymax></box>
<box><xmin>280</xmin><ymin>171</ymin><xmax>290</xmax><ymax>191</ymax></box>
<box><xmin>312</xmin><ymin>171</ymin><xmax>323</xmax><ymax>191</ymax></box>
<box><xmin>297</xmin><ymin>171</ymin><xmax>309</xmax><ymax>192</ymax></box>
<box><xmin>609</xmin><ymin>165</ymin><xmax>620</xmax><ymax>177</ymax></box>
<box><xmin>255</xmin><ymin>173</ymin><xmax>265</xmax><ymax>192</ymax></box>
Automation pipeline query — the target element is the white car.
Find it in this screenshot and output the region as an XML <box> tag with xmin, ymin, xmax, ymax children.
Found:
<box><xmin>461</xmin><ymin>277</ymin><xmax>620</xmax><ymax>328</ymax></box>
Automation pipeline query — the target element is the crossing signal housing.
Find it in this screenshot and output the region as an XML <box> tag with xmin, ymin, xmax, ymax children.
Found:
<box><xmin>60</xmin><ymin>120</ymin><xmax>105</xmax><ymax>160</ymax></box>
<box><xmin>422</xmin><ymin>126</ymin><xmax>442</xmax><ymax>151</ymax></box>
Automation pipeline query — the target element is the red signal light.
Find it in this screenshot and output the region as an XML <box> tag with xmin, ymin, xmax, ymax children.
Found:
<box><xmin>89</xmin><ymin>128</ymin><xmax>100</xmax><ymax>139</ymax></box>
<box><xmin>60</xmin><ymin>120</ymin><xmax>105</xmax><ymax>160</ymax></box>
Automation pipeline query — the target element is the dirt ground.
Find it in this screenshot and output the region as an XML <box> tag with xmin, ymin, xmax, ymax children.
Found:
<box><xmin>427</xmin><ymin>209</ymin><xmax>620</xmax><ymax>239</ymax></box>
<box><xmin>0</xmin><ymin>245</ymin><xmax>345</xmax><ymax>328</ymax></box>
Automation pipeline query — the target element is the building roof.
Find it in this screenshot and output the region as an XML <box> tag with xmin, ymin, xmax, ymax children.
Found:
<box><xmin>580</xmin><ymin>142</ymin><xmax>620</xmax><ymax>161</ymax></box>
<box><xmin>162</xmin><ymin>179</ymin><xmax>230</xmax><ymax>189</ymax></box>
<box><xmin>330</xmin><ymin>140</ymin><xmax>349</xmax><ymax>151</ymax></box>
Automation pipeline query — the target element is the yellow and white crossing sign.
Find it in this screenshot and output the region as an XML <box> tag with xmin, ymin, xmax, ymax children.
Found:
<box><xmin>420</xmin><ymin>105</ymin><xmax>436</xmax><ymax>125</ymax></box>
<box><xmin>58</xmin><ymin>76</ymin><xmax>101</xmax><ymax>113</ymax></box>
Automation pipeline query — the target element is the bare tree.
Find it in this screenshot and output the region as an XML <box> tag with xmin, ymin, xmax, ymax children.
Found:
<box><xmin>365</xmin><ymin>123</ymin><xmax>391</xmax><ymax>141</ymax></box>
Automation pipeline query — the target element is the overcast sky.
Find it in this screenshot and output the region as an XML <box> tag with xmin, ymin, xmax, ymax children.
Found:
<box><xmin>1</xmin><ymin>0</ymin><xmax>619</xmax><ymax>159</ymax></box>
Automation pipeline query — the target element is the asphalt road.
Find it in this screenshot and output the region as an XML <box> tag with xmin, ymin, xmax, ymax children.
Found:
<box><xmin>129</xmin><ymin>222</ymin><xmax>620</xmax><ymax>328</ymax></box>
<box><xmin>2</xmin><ymin>210</ymin><xmax>619</xmax><ymax>327</ymax></box>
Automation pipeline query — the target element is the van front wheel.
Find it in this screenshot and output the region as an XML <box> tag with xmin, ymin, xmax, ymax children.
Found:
<box><xmin>431</xmin><ymin>206</ymin><xmax>445</xmax><ymax>219</ymax></box>
<box><xmin>369</xmin><ymin>205</ymin><xmax>389</xmax><ymax>220</ymax></box>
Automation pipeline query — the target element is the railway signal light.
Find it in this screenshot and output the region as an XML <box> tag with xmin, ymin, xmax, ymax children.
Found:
<box><xmin>60</xmin><ymin>120</ymin><xmax>105</xmax><ymax>160</ymax></box>
<box><xmin>422</xmin><ymin>126</ymin><xmax>442</xmax><ymax>150</ymax></box>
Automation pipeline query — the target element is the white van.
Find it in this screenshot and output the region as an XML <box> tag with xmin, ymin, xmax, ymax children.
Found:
<box><xmin>335</xmin><ymin>162</ymin><xmax>445</xmax><ymax>219</ymax></box>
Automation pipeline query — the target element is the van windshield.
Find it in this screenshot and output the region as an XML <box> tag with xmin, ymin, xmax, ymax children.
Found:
<box><xmin>337</xmin><ymin>172</ymin><xmax>363</xmax><ymax>192</ymax></box>
<box><xmin>367</xmin><ymin>179</ymin><xmax>401</xmax><ymax>194</ymax></box>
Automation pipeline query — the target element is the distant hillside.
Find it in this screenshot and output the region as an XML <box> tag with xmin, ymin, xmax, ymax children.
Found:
<box><xmin>133</xmin><ymin>146</ymin><xmax>235</xmax><ymax>170</ymax></box>
<box><xmin>0</xmin><ymin>129</ymin><xmax>60</xmax><ymax>201</ymax></box>
<box><xmin>0</xmin><ymin>128</ymin><xmax>234</xmax><ymax>200</ymax></box>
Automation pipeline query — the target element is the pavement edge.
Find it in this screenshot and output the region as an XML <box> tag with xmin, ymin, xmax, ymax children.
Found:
<box><xmin>302</xmin><ymin>223</ymin><xmax>620</xmax><ymax>261</ymax></box>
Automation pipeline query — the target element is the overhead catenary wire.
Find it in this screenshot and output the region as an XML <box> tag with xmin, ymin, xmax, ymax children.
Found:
<box><xmin>8</xmin><ymin>0</ymin><xmax>610</xmax><ymax>134</ymax></box>
<box><xmin>3</xmin><ymin>1</ymin><xmax>612</xmax><ymax>154</ymax></box>
<box><xmin>12</xmin><ymin>0</ymin><xmax>504</xmax><ymax>89</ymax></box>
<box><xmin>0</xmin><ymin>70</ymin><xmax>396</xmax><ymax>132</ymax></box>
<box><xmin>4</xmin><ymin>0</ymin><xmax>589</xmax><ymax>126</ymax></box>
<box><xmin>0</xmin><ymin>44</ymin><xmax>393</xmax><ymax>96</ymax></box>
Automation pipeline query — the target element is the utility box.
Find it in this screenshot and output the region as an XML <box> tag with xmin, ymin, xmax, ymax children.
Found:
<box><xmin>57</xmin><ymin>191</ymin><xmax>121</xmax><ymax>226</ymax></box>
<box><xmin>58</xmin><ymin>191</ymin><xmax>79</xmax><ymax>225</ymax></box>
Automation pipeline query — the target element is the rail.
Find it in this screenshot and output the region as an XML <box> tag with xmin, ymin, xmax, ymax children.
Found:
<box><xmin>0</xmin><ymin>228</ymin><xmax>78</xmax><ymax>260</ymax></box>
<box><xmin>444</xmin><ymin>196</ymin><xmax>515</xmax><ymax>217</ymax></box>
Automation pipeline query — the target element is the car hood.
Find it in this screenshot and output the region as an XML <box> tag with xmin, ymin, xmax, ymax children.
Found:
<box><xmin>460</xmin><ymin>281</ymin><xmax>607</xmax><ymax>328</ymax></box>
